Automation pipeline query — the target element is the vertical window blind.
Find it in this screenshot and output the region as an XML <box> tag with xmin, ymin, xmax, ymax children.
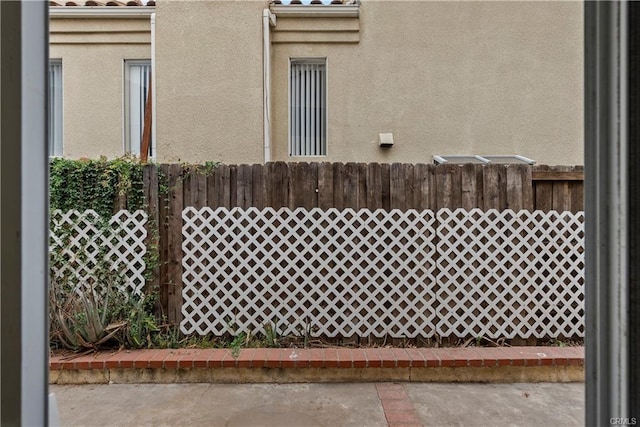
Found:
<box><xmin>48</xmin><ymin>60</ymin><xmax>63</xmax><ymax>157</ymax></box>
<box><xmin>125</xmin><ymin>61</ymin><xmax>152</xmax><ymax>157</ymax></box>
<box><xmin>289</xmin><ymin>59</ymin><xmax>327</xmax><ymax>156</ymax></box>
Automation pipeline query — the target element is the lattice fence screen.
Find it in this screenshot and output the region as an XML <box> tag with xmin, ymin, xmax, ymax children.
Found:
<box><xmin>181</xmin><ymin>207</ymin><xmax>584</xmax><ymax>339</ymax></box>
<box><xmin>50</xmin><ymin>209</ymin><xmax>148</xmax><ymax>295</ymax></box>
<box><xmin>435</xmin><ymin>209</ymin><xmax>584</xmax><ymax>339</ymax></box>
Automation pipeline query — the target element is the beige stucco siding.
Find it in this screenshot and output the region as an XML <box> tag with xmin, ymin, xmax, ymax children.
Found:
<box><xmin>50</xmin><ymin>17</ymin><xmax>151</xmax><ymax>159</ymax></box>
<box><xmin>272</xmin><ymin>0</ymin><xmax>584</xmax><ymax>165</ymax></box>
<box><xmin>154</xmin><ymin>0</ymin><xmax>266</xmax><ymax>164</ymax></box>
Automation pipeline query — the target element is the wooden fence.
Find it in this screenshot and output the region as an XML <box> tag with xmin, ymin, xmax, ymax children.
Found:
<box><xmin>135</xmin><ymin>162</ymin><xmax>583</xmax><ymax>324</ymax></box>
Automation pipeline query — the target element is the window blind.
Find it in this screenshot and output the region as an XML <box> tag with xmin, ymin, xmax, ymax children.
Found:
<box><xmin>48</xmin><ymin>60</ymin><xmax>63</xmax><ymax>157</ymax></box>
<box><xmin>289</xmin><ymin>59</ymin><xmax>327</xmax><ymax>156</ymax></box>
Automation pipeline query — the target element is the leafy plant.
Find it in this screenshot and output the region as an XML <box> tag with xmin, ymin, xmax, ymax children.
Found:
<box><xmin>49</xmin><ymin>270</ymin><xmax>125</xmax><ymax>350</ymax></box>
<box><xmin>230</xmin><ymin>332</ymin><xmax>247</xmax><ymax>358</ymax></box>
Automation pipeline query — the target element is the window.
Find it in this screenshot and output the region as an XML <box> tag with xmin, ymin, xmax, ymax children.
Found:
<box><xmin>124</xmin><ymin>60</ymin><xmax>152</xmax><ymax>158</ymax></box>
<box><xmin>289</xmin><ymin>58</ymin><xmax>327</xmax><ymax>156</ymax></box>
<box><xmin>48</xmin><ymin>59</ymin><xmax>63</xmax><ymax>157</ymax></box>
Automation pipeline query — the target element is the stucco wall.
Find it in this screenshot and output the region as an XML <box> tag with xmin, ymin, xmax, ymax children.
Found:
<box><xmin>53</xmin><ymin>1</ymin><xmax>584</xmax><ymax>165</ymax></box>
<box><xmin>271</xmin><ymin>0</ymin><xmax>584</xmax><ymax>165</ymax></box>
<box><xmin>154</xmin><ymin>0</ymin><xmax>266</xmax><ymax>164</ymax></box>
<box><xmin>50</xmin><ymin>17</ymin><xmax>151</xmax><ymax>159</ymax></box>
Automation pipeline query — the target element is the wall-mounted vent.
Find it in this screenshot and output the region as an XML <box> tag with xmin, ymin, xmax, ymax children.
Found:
<box><xmin>433</xmin><ymin>155</ymin><xmax>535</xmax><ymax>165</ymax></box>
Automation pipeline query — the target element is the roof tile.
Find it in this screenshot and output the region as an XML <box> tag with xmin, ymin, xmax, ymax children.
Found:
<box><xmin>50</xmin><ymin>0</ymin><xmax>153</xmax><ymax>6</ymax></box>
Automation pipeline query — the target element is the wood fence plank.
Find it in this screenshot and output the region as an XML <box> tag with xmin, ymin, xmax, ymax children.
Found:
<box><xmin>166</xmin><ymin>164</ymin><xmax>184</xmax><ymax>325</ymax></box>
<box><xmin>520</xmin><ymin>165</ymin><xmax>534</xmax><ymax>211</ymax></box>
<box><xmin>219</xmin><ymin>164</ymin><xmax>232</xmax><ymax>209</ymax></box>
<box><xmin>570</xmin><ymin>181</ymin><xmax>584</xmax><ymax>213</ymax></box>
<box><xmin>435</xmin><ymin>164</ymin><xmax>461</xmax><ymax>209</ymax></box>
<box><xmin>483</xmin><ymin>164</ymin><xmax>500</xmax><ymax>210</ymax></box>
<box><xmin>143</xmin><ymin>165</ymin><xmax>160</xmax><ymax>296</ymax></box>
<box><xmin>206</xmin><ymin>168</ymin><xmax>217</xmax><ymax>208</ymax></box>
<box><xmin>403</xmin><ymin>164</ymin><xmax>415</xmax><ymax>210</ymax></box>
<box><xmin>461</xmin><ymin>164</ymin><xmax>478</xmax><ymax>210</ymax></box>
<box><xmin>414</xmin><ymin>163</ymin><xmax>430</xmax><ymax>210</ymax></box>
<box><xmin>366</xmin><ymin>163</ymin><xmax>382</xmax><ymax>210</ymax></box>
<box><xmin>290</xmin><ymin>162</ymin><xmax>315</xmax><ymax>209</ymax></box>
<box><xmin>317</xmin><ymin>162</ymin><xmax>334</xmax><ymax>209</ymax></box>
<box><xmin>310</xmin><ymin>162</ymin><xmax>319</xmax><ymax>208</ymax></box>
<box><xmin>333</xmin><ymin>163</ymin><xmax>345</xmax><ymax>210</ymax></box>
<box><xmin>158</xmin><ymin>164</ymin><xmax>170</xmax><ymax>319</ymax></box>
<box><xmin>229</xmin><ymin>164</ymin><xmax>238</xmax><ymax>208</ymax></box>
<box><xmin>237</xmin><ymin>164</ymin><xmax>253</xmax><ymax>209</ymax></box>
<box><xmin>357</xmin><ymin>163</ymin><xmax>367</xmax><ymax>209</ymax></box>
<box><xmin>266</xmin><ymin>161</ymin><xmax>289</xmax><ymax>208</ymax></box>
<box><xmin>343</xmin><ymin>162</ymin><xmax>359</xmax><ymax>209</ymax></box>
<box><xmin>390</xmin><ymin>163</ymin><xmax>406</xmax><ymax>210</ymax></box>
<box><xmin>552</xmin><ymin>181</ymin><xmax>571</xmax><ymax>212</ymax></box>
<box><xmin>380</xmin><ymin>163</ymin><xmax>391</xmax><ymax>211</ymax></box>
<box><xmin>550</xmin><ymin>166</ymin><xmax>572</xmax><ymax>212</ymax></box>
<box><xmin>210</xmin><ymin>164</ymin><xmax>229</xmax><ymax>208</ymax></box>
<box><xmin>534</xmin><ymin>183</ymin><xmax>553</xmax><ymax>211</ymax></box>
<box><xmin>190</xmin><ymin>170</ymin><xmax>207</xmax><ymax>209</ymax></box>
<box><xmin>506</xmin><ymin>165</ymin><xmax>523</xmax><ymax>211</ymax></box>
<box><xmin>497</xmin><ymin>165</ymin><xmax>508</xmax><ymax>210</ymax></box>
<box><xmin>251</xmin><ymin>163</ymin><xmax>265</xmax><ymax>209</ymax></box>
<box><xmin>475</xmin><ymin>164</ymin><xmax>485</xmax><ymax>210</ymax></box>
<box><xmin>182</xmin><ymin>169</ymin><xmax>192</xmax><ymax>210</ymax></box>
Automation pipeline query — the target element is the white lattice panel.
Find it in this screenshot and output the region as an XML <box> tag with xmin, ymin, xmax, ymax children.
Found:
<box><xmin>434</xmin><ymin>209</ymin><xmax>585</xmax><ymax>339</ymax></box>
<box><xmin>50</xmin><ymin>210</ymin><xmax>148</xmax><ymax>295</ymax></box>
<box><xmin>181</xmin><ymin>207</ymin><xmax>438</xmax><ymax>337</ymax></box>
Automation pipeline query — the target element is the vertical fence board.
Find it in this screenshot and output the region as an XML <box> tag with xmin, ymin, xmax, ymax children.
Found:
<box><xmin>229</xmin><ymin>165</ymin><xmax>238</xmax><ymax>208</ymax></box>
<box><xmin>552</xmin><ymin>181</ymin><xmax>571</xmax><ymax>212</ymax></box>
<box><xmin>166</xmin><ymin>164</ymin><xmax>184</xmax><ymax>324</ymax></box>
<box><xmin>266</xmin><ymin>161</ymin><xmax>289</xmax><ymax>208</ymax></box>
<box><xmin>210</xmin><ymin>164</ymin><xmax>229</xmax><ymax>209</ymax></box>
<box><xmin>570</xmin><ymin>181</ymin><xmax>584</xmax><ymax>213</ymax></box>
<box><xmin>343</xmin><ymin>162</ymin><xmax>359</xmax><ymax>209</ymax></box>
<box><xmin>190</xmin><ymin>171</ymin><xmax>207</xmax><ymax>209</ymax></box>
<box><xmin>366</xmin><ymin>162</ymin><xmax>382</xmax><ymax>209</ymax></box>
<box><xmin>436</xmin><ymin>164</ymin><xmax>461</xmax><ymax>209</ymax></box>
<box><xmin>310</xmin><ymin>162</ymin><xmax>319</xmax><ymax>208</ymax></box>
<box><xmin>475</xmin><ymin>165</ymin><xmax>485</xmax><ymax>210</ymax></box>
<box><xmin>404</xmin><ymin>164</ymin><xmax>415</xmax><ymax>210</ymax></box>
<box><xmin>290</xmin><ymin>162</ymin><xmax>316</xmax><ymax>209</ymax></box>
<box><xmin>414</xmin><ymin>163</ymin><xmax>430</xmax><ymax>210</ymax></box>
<box><xmin>333</xmin><ymin>163</ymin><xmax>345</xmax><ymax>210</ymax></box>
<box><xmin>237</xmin><ymin>164</ymin><xmax>253</xmax><ymax>209</ymax></box>
<box><xmin>158</xmin><ymin>165</ymin><xmax>170</xmax><ymax>319</ymax></box>
<box><xmin>143</xmin><ymin>165</ymin><xmax>160</xmax><ymax>297</ymax></box>
<box><xmin>506</xmin><ymin>165</ymin><xmax>523</xmax><ymax>211</ymax></box>
<box><xmin>534</xmin><ymin>181</ymin><xmax>553</xmax><ymax>211</ymax></box>
<box><xmin>461</xmin><ymin>164</ymin><xmax>478</xmax><ymax>210</ymax></box>
<box><xmin>206</xmin><ymin>169</ymin><xmax>218</xmax><ymax>209</ymax></box>
<box><xmin>317</xmin><ymin>162</ymin><xmax>334</xmax><ymax>209</ymax></box>
<box><xmin>520</xmin><ymin>165</ymin><xmax>534</xmax><ymax>211</ymax></box>
<box><xmin>357</xmin><ymin>163</ymin><xmax>367</xmax><ymax>209</ymax></box>
<box><xmin>483</xmin><ymin>164</ymin><xmax>500</xmax><ymax>210</ymax></box>
<box><xmin>183</xmin><ymin>170</ymin><xmax>192</xmax><ymax>210</ymax></box>
<box><xmin>251</xmin><ymin>163</ymin><xmax>266</xmax><ymax>209</ymax></box>
<box><xmin>390</xmin><ymin>163</ymin><xmax>406</xmax><ymax>210</ymax></box>
<box><xmin>497</xmin><ymin>165</ymin><xmax>508</xmax><ymax>210</ymax></box>
<box><xmin>380</xmin><ymin>163</ymin><xmax>391</xmax><ymax>211</ymax></box>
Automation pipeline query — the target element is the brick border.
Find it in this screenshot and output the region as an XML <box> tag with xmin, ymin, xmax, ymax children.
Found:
<box><xmin>376</xmin><ymin>383</ymin><xmax>422</xmax><ymax>427</ymax></box>
<box><xmin>49</xmin><ymin>346</ymin><xmax>584</xmax><ymax>384</ymax></box>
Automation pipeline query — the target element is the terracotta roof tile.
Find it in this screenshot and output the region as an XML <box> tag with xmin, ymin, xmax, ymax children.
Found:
<box><xmin>50</xmin><ymin>0</ymin><xmax>153</xmax><ymax>6</ymax></box>
<box><xmin>272</xmin><ymin>0</ymin><xmax>352</xmax><ymax>5</ymax></box>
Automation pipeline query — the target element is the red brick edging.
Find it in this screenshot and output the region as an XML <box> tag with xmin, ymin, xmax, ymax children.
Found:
<box><xmin>50</xmin><ymin>346</ymin><xmax>584</xmax><ymax>371</ymax></box>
